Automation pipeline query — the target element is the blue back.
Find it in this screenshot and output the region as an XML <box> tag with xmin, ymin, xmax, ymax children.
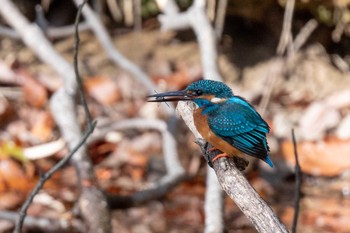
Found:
<box><xmin>187</xmin><ymin>80</ymin><xmax>273</xmax><ymax>167</ymax></box>
<box><xmin>198</xmin><ymin>96</ymin><xmax>273</xmax><ymax>167</ymax></box>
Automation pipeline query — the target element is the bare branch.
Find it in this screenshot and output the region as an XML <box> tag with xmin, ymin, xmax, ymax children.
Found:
<box><xmin>159</xmin><ymin>1</ymin><xmax>288</xmax><ymax>231</ymax></box>
<box><xmin>0</xmin><ymin>0</ymin><xmax>76</xmax><ymax>94</ymax></box>
<box><xmin>213</xmin><ymin>158</ymin><xmax>288</xmax><ymax>233</ymax></box>
<box><xmin>204</xmin><ymin>169</ymin><xmax>224</xmax><ymax>233</ymax></box>
<box><xmin>155</xmin><ymin>0</ymin><xmax>179</xmax><ymax>15</ymax></box>
<box><xmin>214</xmin><ymin>0</ymin><xmax>228</xmax><ymax>40</ymax></box>
<box><xmin>177</xmin><ymin>101</ymin><xmax>288</xmax><ymax>233</ymax></box>
<box><xmin>292</xmin><ymin>19</ymin><xmax>318</xmax><ymax>53</ymax></box>
<box><xmin>106</xmin><ymin>0</ymin><xmax>123</xmax><ymax>22</ymax></box>
<box><xmin>277</xmin><ymin>0</ymin><xmax>295</xmax><ymax>55</ymax></box>
<box><xmin>133</xmin><ymin>0</ymin><xmax>142</xmax><ymax>30</ymax></box>
<box><xmin>71</xmin><ymin>0</ymin><xmax>174</xmax><ymax>115</ymax></box>
<box><xmin>49</xmin><ymin>2</ymin><xmax>111</xmax><ymax>232</ymax></box>
<box><xmin>158</xmin><ymin>2</ymin><xmax>225</xmax><ymax>231</ymax></box>
<box><xmin>0</xmin><ymin>211</ymin><xmax>84</xmax><ymax>233</ymax></box>
<box><xmin>73</xmin><ymin>4</ymin><xmax>93</xmax><ymax>127</ymax></box>
<box><xmin>0</xmin><ymin>1</ymin><xmax>111</xmax><ymax>232</ymax></box>
<box><xmin>158</xmin><ymin>1</ymin><xmax>221</xmax><ymax>81</ymax></box>
<box><xmin>291</xmin><ymin>129</ymin><xmax>302</xmax><ymax>233</ymax></box>
<box><xmin>0</xmin><ymin>22</ymin><xmax>90</xmax><ymax>40</ymax></box>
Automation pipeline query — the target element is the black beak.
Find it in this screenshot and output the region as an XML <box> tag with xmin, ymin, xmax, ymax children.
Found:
<box><xmin>147</xmin><ymin>90</ymin><xmax>193</xmax><ymax>102</ymax></box>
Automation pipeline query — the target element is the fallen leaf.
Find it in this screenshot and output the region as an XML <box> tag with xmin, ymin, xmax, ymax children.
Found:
<box><xmin>30</xmin><ymin>111</ymin><xmax>54</xmax><ymax>142</ymax></box>
<box><xmin>281</xmin><ymin>138</ymin><xmax>350</xmax><ymax>176</ymax></box>
<box><xmin>0</xmin><ymin>97</ymin><xmax>15</xmax><ymax>127</ymax></box>
<box><xmin>0</xmin><ymin>191</ymin><xmax>25</xmax><ymax>209</ymax></box>
<box><xmin>84</xmin><ymin>76</ymin><xmax>121</xmax><ymax>105</ymax></box>
<box><xmin>0</xmin><ymin>158</ymin><xmax>31</xmax><ymax>192</ymax></box>
<box><xmin>16</xmin><ymin>69</ymin><xmax>48</xmax><ymax>108</ymax></box>
<box><xmin>0</xmin><ymin>141</ymin><xmax>27</xmax><ymax>163</ymax></box>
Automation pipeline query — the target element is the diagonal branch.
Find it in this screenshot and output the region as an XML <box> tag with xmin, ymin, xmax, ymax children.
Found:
<box><xmin>177</xmin><ymin>102</ymin><xmax>288</xmax><ymax>233</ymax></box>
<box><xmin>0</xmin><ymin>23</ymin><xmax>90</xmax><ymax>39</ymax></box>
<box><xmin>13</xmin><ymin>122</ymin><xmax>96</xmax><ymax>233</ymax></box>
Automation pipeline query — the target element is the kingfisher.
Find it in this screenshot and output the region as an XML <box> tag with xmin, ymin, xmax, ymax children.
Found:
<box><xmin>148</xmin><ymin>80</ymin><xmax>273</xmax><ymax>167</ymax></box>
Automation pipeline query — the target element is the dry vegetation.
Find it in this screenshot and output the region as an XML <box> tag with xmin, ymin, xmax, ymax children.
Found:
<box><xmin>0</xmin><ymin>0</ymin><xmax>350</xmax><ymax>232</ymax></box>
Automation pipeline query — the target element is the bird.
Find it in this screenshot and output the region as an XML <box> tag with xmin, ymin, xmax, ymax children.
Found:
<box><xmin>148</xmin><ymin>79</ymin><xmax>273</xmax><ymax>167</ymax></box>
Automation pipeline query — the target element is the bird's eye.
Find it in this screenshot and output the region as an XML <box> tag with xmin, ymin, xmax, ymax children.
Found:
<box><xmin>195</xmin><ymin>90</ymin><xmax>203</xmax><ymax>96</ymax></box>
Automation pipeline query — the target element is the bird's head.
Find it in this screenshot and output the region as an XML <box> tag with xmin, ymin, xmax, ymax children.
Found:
<box><xmin>148</xmin><ymin>80</ymin><xmax>234</xmax><ymax>107</ymax></box>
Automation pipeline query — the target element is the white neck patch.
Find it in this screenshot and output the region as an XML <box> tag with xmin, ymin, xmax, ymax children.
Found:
<box><xmin>210</xmin><ymin>97</ymin><xmax>225</xmax><ymax>103</ymax></box>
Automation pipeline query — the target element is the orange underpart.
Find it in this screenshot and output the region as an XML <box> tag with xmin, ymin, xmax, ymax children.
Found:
<box><xmin>212</xmin><ymin>153</ymin><xmax>230</xmax><ymax>162</ymax></box>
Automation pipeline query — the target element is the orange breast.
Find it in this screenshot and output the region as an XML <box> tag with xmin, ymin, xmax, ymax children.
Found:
<box><xmin>193</xmin><ymin>109</ymin><xmax>242</xmax><ymax>156</ymax></box>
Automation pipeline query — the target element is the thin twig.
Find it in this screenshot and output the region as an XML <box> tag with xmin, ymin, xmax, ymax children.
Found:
<box><xmin>158</xmin><ymin>0</ymin><xmax>222</xmax><ymax>81</ymax></box>
<box><xmin>106</xmin><ymin>0</ymin><xmax>123</xmax><ymax>22</ymax></box>
<box><xmin>133</xmin><ymin>0</ymin><xmax>142</xmax><ymax>30</ymax></box>
<box><xmin>14</xmin><ymin>123</ymin><xmax>96</xmax><ymax>233</ymax></box>
<box><xmin>74</xmin><ymin>1</ymin><xmax>93</xmax><ymax>127</ymax></box>
<box><xmin>72</xmin><ymin>0</ymin><xmax>174</xmax><ymax>115</ymax></box>
<box><xmin>292</xmin><ymin>19</ymin><xmax>318</xmax><ymax>53</ymax></box>
<box><xmin>204</xmin><ymin>169</ymin><xmax>224</xmax><ymax>233</ymax></box>
<box><xmin>206</xmin><ymin>0</ymin><xmax>216</xmax><ymax>22</ymax></box>
<box><xmin>291</xmin><ymin>129</ymin><xmax>302</xmax><ymax>233</ymax></box>
<box><xmin>259</xmin><ymin>0</ymin><xmax>297</xmax><ymax>116</ymax></box>
<box><xmin>277</xmin><ymin>0</ymin><xmax>295</xmax><ymax>55</ymax></box>
<box><xmin>214</xmin><ymin>0</ymin><xmax>228</xmax><ymax>40</ymax></box>
<box><xmin>13</xmin><ymin>2</ymin><xmax>97</xmax><ymax>232</ymax></box>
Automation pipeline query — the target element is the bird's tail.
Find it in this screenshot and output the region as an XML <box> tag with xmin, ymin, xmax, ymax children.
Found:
<box><xmin>264</xmin><ymin>156</ymin><xmax>274</xmax><ymax>167</ymax></box>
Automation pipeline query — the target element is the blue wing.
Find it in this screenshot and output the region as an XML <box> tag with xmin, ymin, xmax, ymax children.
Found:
<box><xmin>207</xmin><ymin>96</ymin><xmax>273</xmax><ymax>166</ymax></box>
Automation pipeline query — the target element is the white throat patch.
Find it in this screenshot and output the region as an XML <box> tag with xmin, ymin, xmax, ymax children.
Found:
<box><xmin>210</xmin><ymin>97</ymin><xmax>225</xmax><ymax>103</ymax></box>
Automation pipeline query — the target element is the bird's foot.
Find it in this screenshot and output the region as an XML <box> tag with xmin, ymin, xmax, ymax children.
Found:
<box><xmin>208</xmin><ymin>147</ymin><xmax>219</xmax><ymax>152</ymax></box>
<box><xmin>195</xmin><ymin>139</ymin><xmax>214</xmax><ymax>167</ymax></box>
<box><xmin>212</xmin><ymin>153</ymin><xmax>230</xmax><ymax>162</ymax></box>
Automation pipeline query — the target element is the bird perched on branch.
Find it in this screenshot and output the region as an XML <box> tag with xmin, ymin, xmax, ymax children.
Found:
<box><xmin>148</xmin><ymin>80</ymin><xmax>273</xmax><ymax>167</ymax></box>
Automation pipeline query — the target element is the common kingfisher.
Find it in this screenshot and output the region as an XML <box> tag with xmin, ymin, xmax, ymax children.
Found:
<box><xmin>148</xmin><ymin>80</ymin><xmax>273</xmax><ymax>167</ymax></box>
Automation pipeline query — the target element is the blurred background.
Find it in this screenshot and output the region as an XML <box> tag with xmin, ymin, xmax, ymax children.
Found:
<box><xmin>0</xmin><ymin>0</ymin><xmax>350</xmax><ymax>232</ymax></box>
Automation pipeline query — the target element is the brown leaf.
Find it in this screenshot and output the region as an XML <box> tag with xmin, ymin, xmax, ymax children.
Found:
<box><xmin>30</xmin><ymin>111</ymin><xmax>54</xmax><ymax>142</ymax></box>
<box><xmin>0</xmin><ymin>191</ymin><xmax>25</xmax><ymax>209</ymax></box>
<box><xmin>0</xmin><ymin>159</ymin><xmax>31</xmax><ymax>192</ymax></box>
<box><xmin>281</xmin><ymin>138</ymin><xmax>350</xmax><ymax>176</ymax></box>
<box><xmin>16</xmin><ymin>69</ymin><xmax>48</xmax><ymax>108</ymax></box>
<box><xmin>0</xmin><ymin>97</ymin><xmax>15</xmax><ymax>128</ymax></box>
<box><xmin>84</xmin><ymin>76</ymin><xmax>121</xmax><ymax>105</ymax></box>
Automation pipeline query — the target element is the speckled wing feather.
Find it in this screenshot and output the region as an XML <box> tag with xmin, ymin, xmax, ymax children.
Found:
<box><xmin>207</xmin><ymin>97</ymin><xmax>272</xmax><ymax>164</ymax></box>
